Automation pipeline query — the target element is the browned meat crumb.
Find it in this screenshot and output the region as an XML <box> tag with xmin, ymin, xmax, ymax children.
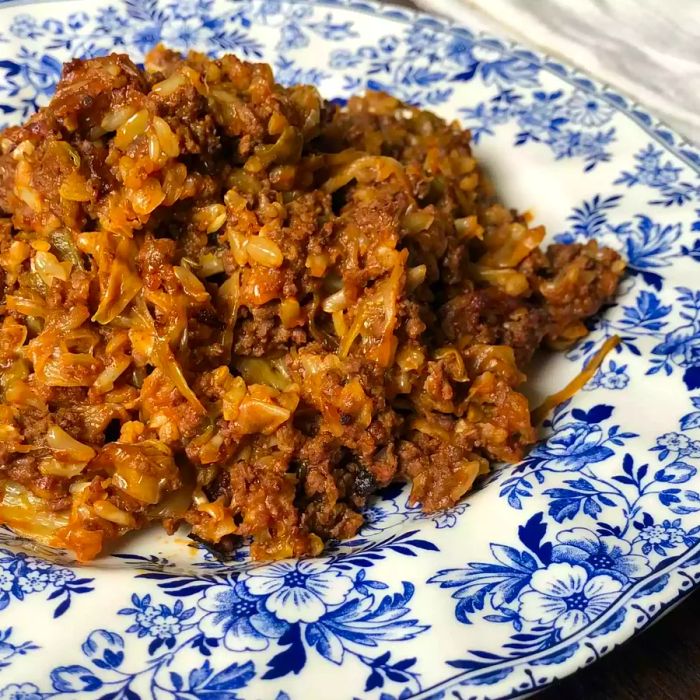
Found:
<box><xmin>0</xmin><ymin>45</ymin><xmax>625</xmax><ymax>561</ymax></box>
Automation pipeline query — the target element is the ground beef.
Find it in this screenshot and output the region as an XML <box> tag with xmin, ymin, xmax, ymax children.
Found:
<box><xmin>0</xmin><ymin>45</ymin><xmax>624</xmax><ymax>561</ymax></box>
<box><xmin>439</xmin><ymin>288</ymin><xmax>549</xmax><ymax>368</ymax></box>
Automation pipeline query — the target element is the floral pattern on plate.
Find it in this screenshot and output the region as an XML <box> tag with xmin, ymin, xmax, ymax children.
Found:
<box><xmin>0</xmin><ymin>1</ymin><xmax>698</xmax><ymax>698</ymax></box>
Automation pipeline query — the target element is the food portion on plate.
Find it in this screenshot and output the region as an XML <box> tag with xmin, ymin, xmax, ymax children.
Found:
<box><xmin>0</xmin><ymin>46</ymin><xmax>624</xmax><ymax>562</ymax></box>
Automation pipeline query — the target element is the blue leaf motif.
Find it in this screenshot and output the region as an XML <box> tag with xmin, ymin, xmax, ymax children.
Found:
<box><xmin>622</xmin><ymin>291</ymin><xmax>672</xmax><ymax>331</ymax></box>
<box><xmin>633</xmin><ymin>574</ymin><xmax>670</xmax><ymax>598</ymax></box>
<box><xmin>204</xmin><ymin>661</ymin><xmax>256</xmax><ymax>691</ymax></box>
<box><xmin>654</xmin><ymin>324</ymin><xmax>695</xmax><ymax>356</ymax></box>
<box><xmin>188</xmin><ymin>660</ymin><xmax>213</xmax><ymax>689</ymax></box>
<box><xmin>365</xmin><ymin>669</ymin><xmax>383</xmax><ymax>691</ymax></box>
<box><xmin>490</xmin><ymin>544</ymin><xmax>538</xmax><ymax>572</ymax></box>
<box><xmin>683</xmin><ymin>366</ymin><xmax>700</xmax><ymax>391</ymax></box>
<box><xmin>622</xmin><ymin>453</ymin><xmax>635</xmax><ymax>477</ymax></box>
<box><xmin>262</xmin><ymin>625</ymin><xmax>306</xmax><ymax>679</ymax></box>
<box><xmin>50</xmin><ymin>665</ymin><xmax>103</xmax><ymax>692</ymax></box>
<box><xmin>655</xmin><ymin>462</ymin><xmax>697</xmax><ymax>484</ymax></box>
<box><xmin>517</xmin><ymin>512</ymin><xmax>552</xmax><ymax>564</ymax></box>
<box><xmin>583</xmin><ymin>498</ymin><xmax>603</xmax><ymax>517</ymax></box>
<box><xmin>53</xmin><ymin>597</ymin><xmax>71</xmax><ymax>618</ymax></box>
<box><xmin>305</xmin><ymin>623</ymin><xmax>344</xmax><ymax>663</ymax></box>
<box><xmin>565</xmin><ymin>194</ymin><xmax>621</xmax><ymax>239</ymax></box>
<box><xmin>530</xmin><ymin>642</ymin><xmax>579</xmax><ymax>664</ymax></box>
<box><xmin>428</xmin><ymin>551</ymin><xmax>533</xmax><ymax>620</ymax></box>
<box><xmin>571</xmin><ymin>404</ymin><xmax>614</xmax><ymax>424</ymax></box>
<box><xmin>411</xmin><ymin>67</ymin><xmax>447</xmax><ymax>86</ymax></box>
<box><xmin>680</xmin><ymin>410</ymin><xmax>700</xmax><ymax>430</ymax></box>
<box><xmin>470</xmin><ymin>666</ymin><xmax>514</xmax><ymax>685</ymax></box>
<box><xmin>170</xmin><ymin>672</ymin><xmax>184</xmax><ymax>691</ymax></box>
<box><xmin>619</xmin><ymin>216</ymin><xmax>682</xmax><ymax>273</ymax></box>
<box><xmin>564</xmin><ymin>478</ymin><xmax>597</xmax><ymax>492</ymax></box>
<box><xmin>545</xmin><ymin>485</ymin><xmax>608</xmax><ymax>522</ymax></box>
<box><xmin>659</xmin><ymin>489</ymin><xmax>700</xmax><ymax>515</ymax></box>
<box><xmin>528</xmin><ymin>418</ymin><xmax>617</xmax><ymax>472</ymax></box>
<box><xmin>589</xmin><ymin>607</ymin><xmax>626</xmax><ymax>637</ymax></box>
<box><xmin>81</xmin><ymin>630</ymin><xmax>125</xmax><ymax>669</ymax></box>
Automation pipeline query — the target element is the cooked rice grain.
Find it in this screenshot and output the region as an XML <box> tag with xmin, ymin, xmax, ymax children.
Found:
<box><xmin>0</xmin><ymin>46</ymin><xmax>624</xmax><ymax>561</ymax></box>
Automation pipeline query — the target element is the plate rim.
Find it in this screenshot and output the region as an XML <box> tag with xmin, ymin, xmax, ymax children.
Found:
<box><xmin>0</xmin><ymin>1</ymin><xmax>698</xmax><ymax>698</ymax></box>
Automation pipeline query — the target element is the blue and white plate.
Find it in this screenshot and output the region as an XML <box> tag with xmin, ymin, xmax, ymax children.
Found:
<box><xmin>0</xmin><ymin>1</ymin><xmax>699</xmax><ymax>698</ymax></box>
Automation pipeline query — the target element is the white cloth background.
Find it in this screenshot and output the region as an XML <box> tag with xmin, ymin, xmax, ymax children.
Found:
<box><xmin>413</xmin><ymin>0</ymin><xmax>700</xmax><ymax>144</ymax></box>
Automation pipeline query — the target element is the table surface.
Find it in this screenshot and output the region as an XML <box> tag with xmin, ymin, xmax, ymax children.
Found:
<box><xmin>381</xmin><ymin>1</ymin><xmax>700</xmax><ymax>697</ymax></box>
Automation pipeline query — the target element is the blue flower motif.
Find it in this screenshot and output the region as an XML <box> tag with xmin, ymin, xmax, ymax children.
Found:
<box><xmin>461</xmin><ymin>90</ymin><xmax>616</xmax><ymax>169</ymax></box>
<box><xmin>50</xmin><ymin>665</ymin><xmax>102</xmax><ymax>693</ymax></box>
<box><xmin>598</xmin><ymin>371</ymin><xmax>629</xmax><ymax>390</ymax></box>
<box><xmin>168</xmin><ymin>0</ymin><xmax>211</xmax><ymax>20</ymax></box>
<box><xmin>41</xmin><ymin>20</ymin><xmax>64</xmax><ymax>35</ymax></box>
<box><xmin>329</xmin><ymin>49</ymin><xmax>361</xmax><ymax>69</ymax></box>
<box><xmin>379</xmin><ymin>35</ymin><xmax>399</xmax><ymax>53</ymax></box>
<box><xmin>446</xmin><ymin>37</ymin><xmax>537</xmax><ymax>87</ymax></box>
<box><xmin>95</xmin><ymin>7</ymin><xmax>128</xmax><ymax>33</ymax></box>
<box><xmin>0</xmin><ymin>571</ymin><xmax>14</xmax><ymax>593</ymax></box>
<box><xmin>244</xmin><ymin>560</ymin><xmax>354</xmax><ymax>623</ymax></box>
<box><xmin>0</xmin><ymin>548</ymin><xmax>93</xmax><ymax>616</ymax></box>
<box><xmin>552</xmin><ymin>528</ymin><xmax>651</xmax><ymax>582</ymax></box>
<box><xmin>638</xmin><ymin>145</ymin><xmax>662</xmax><ymax>171</ymax></box>
<box><xmin>360</xmin><ymin>501</ymin><xmax>409</xmax><ymax>535</ymax></box>
<box><xmin>564</xmin><ymin>93</ymin><xmax>613</xmax><ymax>127</ymax></box>
<box><xmin>18</xmin><ymin>570</ymin><xmax>49</xmax><ymax>594</ymax></box>
<box><xmin>614</xmin><ymin>145</ymin><xmax>699</xmax><ymax>205</ymax></box>
<box><xmin>634</xmin><ymin>518</ymin><xmax>688</xmax><ymax>555</ymax></box>
<box><xmin>25</xmin><ymin>558</ymin><xmax>53</xmax><ymax>572</ymax></box>
<box><xmin>161</xmin><ymin>19</ymin><xmax>208</xmax><ymax>50</ymax></box>
<box><xmin>653</xmin><ymin>325</ymin><xmax>700</xmax><ymax>369</ymax></box>
<box><xmin>197</xmin><ymin>580</ymin><xmax>286</xmax><ymax>651</ymax></box>
<box><xmin>646</xmin><ymin>289</ymin><xmax>700</xmax><ymax>382</ymax></box>
<box><xmin>549</xmin><ymin>127</ymin><xmax>615</xmax><ymax>168</ymax></box>
<box><xmin>81</xmin><ymin>630</ymin><xmax>124</xmax><ymax>670</ymax></box>
<box><xmin>9</xmin><ymin>15</ymin><xmax>39</xmax><ymax>39</ymax></box>
<box><xmin>405</xmin><ymin>25</ymin><xmax>441</xmax><ymax>53</ymax></box>
<box><xmin>404</xmin><ymin>501</ymin><xmax>469</xmax><ymax>529</ymax></box>
<box><xmin>120</xmin><ymin>595</ymin><xmax>195</xmax><ymax>642</ymax></box>
<box><xmin>279</xmin><ymin>23</ymin><xmax>308</xmax><ymax>51</ymax></box>
<box><xmin>635</xmin><ymin>145</ymin><xmax>681</xmax><ymax>187</ymax></box>
<box><xmin>151</xmin><ymin>610</ymin><xmax>185</xmax><ymax>639</ymax></box>
<box><xmin>47</xmin><ymin>567</ymin><xmax>76</xmax><ymax>587</ymax></box>
<box><xmin>656</xmin><ymin>432</ymin><xmax>691</xmax><ymax>452</ymax></box>
<box><xmin>518</xmin><ymin>562</ymin><xmax>623</xmax><ymax>637</ymax></box>
<box><xmin>18</xmin><ymin>54</ymin><xmax>62</xmax><ymax>98</ymax></box>
<box><xmin>516</xmin><ymin>92</ymin><xmax>564</xmax><ymax>136</ymax></box>
<box><xmin>137</xmin><ymin>604</ymin><xmax>159</xmax><ymax>628</ymax></box>
<box><xmin>528</xmin><ymin>421</ymin><xmax>613</xmax><ymax>471</ymax></box>
<box><xmin>67</xmin><ymin>12</ymin><xmax>89</xmax><ymax>30</ymax></box>
<box><xmin>0</xmin><ymin>683</ymin><xmax>42</xmax><ymax>700</ymax></box>
<box><xmin>587</xmin><ymin>361</ymin><xmax>630</xmax><ymax>391</ymax></box>
<box><xmin>132</xmin><ymin>25</ymin><xmax>163</xmax><ymax>53</ymax></box>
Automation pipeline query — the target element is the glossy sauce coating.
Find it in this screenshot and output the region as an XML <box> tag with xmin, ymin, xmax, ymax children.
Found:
<box><xmin>0</xmin><ymin>46</ymin><xmax>624</xmax><ymax>560</ymax></box>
